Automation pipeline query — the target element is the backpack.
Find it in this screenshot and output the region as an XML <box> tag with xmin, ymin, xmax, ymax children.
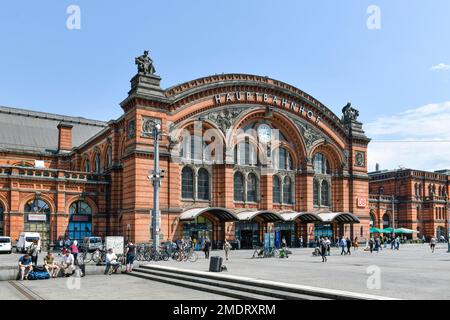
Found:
<box><xmin>27</xmin><ymin>271</ymin><xmax>50</xmax><ymax>280</ymax></box>
<box><xmin>33</xmin><ymin>265</ymin><xmax>46</xmax><ymax>272</ymax></box>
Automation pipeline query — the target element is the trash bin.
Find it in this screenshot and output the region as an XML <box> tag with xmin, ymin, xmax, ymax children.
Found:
<box><xmin>209</xmin><ymin>256</ymin><xmax>223</xmax><ymax>272</ymax></box>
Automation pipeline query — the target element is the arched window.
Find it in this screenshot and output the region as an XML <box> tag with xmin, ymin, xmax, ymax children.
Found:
<box><xmin>234</xmin><ymin>139</ymin><xmax>257</xmax><ymax>166</ymax></box>
<box><xmin>94</xmin><ymin>153</ymin><xmax>101</xmax><ymax>173</ymax></box>
<box><xmin>382</xmin><ymin>214</ymin><xmax>390</xmax><ymax>229</ymax></box>
<box><xmin>234</xmin><ymin>172</ymin><xmax>244</xmax><ymax>202</ymax></box>
<box><xmin>277</xmin><ymin>148</ymin><xmax>293</xmax><ymax>170</ymax></box>
<box><xmin>197</xmin><ymin>168</ymin><xmax>210</xmax><ymax>201</ymax></box>
<box><xmin>247</xmin><ymin>173</ymin><xmax>258</xmax><ymax>202</ymax></box>
<box><xmin>181</xmin><ymin>167</ymin><xmax>194</xmax><ymax>199</ymax></box>
<box><xmin>313</xmin><ymin>180</ymin><xmax>319</xmax><ymax>206</ymax></box>
<box><xmin>69</xmin><ymin>201</ymin><xmax>92</xmax><ymax>215</ymax></box>
<box><xmin>273</xmin><ymin>176</ymin><xmax>281</xmax><ymax>204</ymax></box>
<box><xmin>379</xmin><ymin>186</ymin><xmax>384</xmax><ymax>195</ymax></box>
<box><xmin>283</xmin><ymin>176</ymin><xmax>293</xmax><ymax>204</ymax></box>
<box><xmin>313</xmin><ymin>153</ymin><xmax>329</xmax><ymax>174</ymax></box>
<box><xmin>321</xmin><ymin>180</ymin><xmax>329</xmax><ymax>206</ymax></box>
<box><xmin>370</xmin><ymin>213</ymin><xmax>375</xmax><ymax>227</ymax></box>
<box><xmin>106</xmin><ymin>146</ymin><xmax>113</xmax><ymax>169</ymax></box>
<box><xmin>83</xmin><ymin>158</ymin><xmax>90</xmax><ymax>172</ymax></box>
<box><xmin>24</xmin><ymin>198</ymin><xmax>50</xmax><ymax>214</ymax></box>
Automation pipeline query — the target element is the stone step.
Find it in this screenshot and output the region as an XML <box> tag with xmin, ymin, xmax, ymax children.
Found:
<box><xmin>128</xmin><ymin>269</ymin><xmax>276</xmax><ymax>300</ymax></box>
<box><xmin>132</xmin><ymin>267</ymin><xmax>325</xmax><ymax>300</ymax></box>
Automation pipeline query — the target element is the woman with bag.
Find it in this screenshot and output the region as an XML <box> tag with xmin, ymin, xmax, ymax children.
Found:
<box><xmin>223</xmin><ymin>239</ymin><xmax>232</xmax><ymax>261</ymax></box>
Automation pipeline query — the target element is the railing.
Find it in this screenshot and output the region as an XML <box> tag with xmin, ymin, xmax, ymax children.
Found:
<box><xmin>0</xmin><ymin>165</ymin><xmax>105</xmax><ymax>183</ymax></box>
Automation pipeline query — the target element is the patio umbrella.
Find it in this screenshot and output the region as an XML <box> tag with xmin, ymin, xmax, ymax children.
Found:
<box><xmin>382</xmin><ymin>228</ymin><xmax>394</xmax><ymax>233</ymax></box>
<box><xmin>395</xmin><ymin>228</ymin><xmax>419</xmax><ymax>234</ymax></box>
<box><xmin>370</xmin><ymin>227</ymin><xmax>383</xmax><ymax>233</ymax></box>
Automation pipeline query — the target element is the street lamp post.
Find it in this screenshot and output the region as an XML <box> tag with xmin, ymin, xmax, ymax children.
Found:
<box><xmin>391</xmin><ymin>195</ymin><xmax>395</xmax><ymax>240</ymax></box>
<box><xmin>149</xmin><ymin>122</ymin><xmax>162</xmax><ymax>252</ymax></box>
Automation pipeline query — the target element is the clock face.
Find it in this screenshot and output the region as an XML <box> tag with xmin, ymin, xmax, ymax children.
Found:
<box><xmin>258</xmin><ymin>124</ymin><xmax>272</xmax><ymax>143</ymax></box>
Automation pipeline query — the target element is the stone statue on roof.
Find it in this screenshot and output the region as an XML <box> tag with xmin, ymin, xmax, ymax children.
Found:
<box><xmin>135</xmin><ymin>50</ymin><xmax>156</xmax><ymax>75</ymax></box>
<box><xmin>342</xmin><ymin>102</ymin><xmax>359</xmax><ymax>123</ymax></box>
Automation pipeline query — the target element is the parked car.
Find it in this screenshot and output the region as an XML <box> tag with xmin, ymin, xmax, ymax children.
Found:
<box><xmin>16</xmin><ymin>232</ymin><xmax>41</xmax><ymax>253</ymax></box>
<box><xmin>0</xmin><ymin>236</ymin><xmax>12</xmax><ymax>254</ymax></box>
<box><xmin>82</xmin><ymin>236</ymin><xmax>103</xmax><ymax>252</ymax></box>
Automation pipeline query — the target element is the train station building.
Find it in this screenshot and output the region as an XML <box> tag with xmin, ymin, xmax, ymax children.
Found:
<box><xmin>0</xmin><ymin>52</ymin><xmax>371</xmax><ymax>248</ymax></box>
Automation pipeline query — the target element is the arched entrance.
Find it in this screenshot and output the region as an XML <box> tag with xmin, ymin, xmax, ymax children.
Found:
<box><xmin>382</xmin><ymin>213</ymin><xmax>390</xmax><ymax>229</ymax></box>
<box><xmin>179</xmin><ymin>208</ymin><xmax>238</xmax><ymax>250</ymax></box>
<box><xmin>280</xmin><ymin>212</ymin><xmax>322</xmax><ymax>247</ymax></box>
<box><xmin>236</xmin><ymin>211</ymin><xmax>284</xmax><ymax>249</ymax></box>
<box><xmin>24</xmin><ymin>198</ymin><xmax>51</xmax><ymax>248</ymax></box>
<box><xmin>68</xmin><ymin>200</ymin><xmax>93</xmax><ymax>243</ymax></box>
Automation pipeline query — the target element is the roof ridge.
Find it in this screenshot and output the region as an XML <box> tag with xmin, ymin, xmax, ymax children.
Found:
<box><xmin>0</xmin><ymin>105</ymin><xmax>107</xmax><ymax>127</ymax></box>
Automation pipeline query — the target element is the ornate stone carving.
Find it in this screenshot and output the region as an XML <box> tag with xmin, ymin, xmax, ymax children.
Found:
<box><xmin>141</xmin><ymin>117</ymin><xmax>161</xmax><ymax>137</ymax></box>
<box><xmin>294</xmin><ymin>120</ymin><xmax>324</xmax><ymax>149</ymax></box>
<box><xmin>135</xmin><ymin>50</ymin><xmax>156</xmax><ymax>75</ymax></box>
<box><xmin>342</xmin><ymin>102</ymin><xmax>359</xmax><ymax>123</ymax></box>
<box><xmin>205</xmin><ymin>108</ymin><xmax>246</xmax><ymax>134</ymax></box>
<box><xmin>354</xmin><ymin>151</ymin><xmax>365</xmax><ymax>167</ymax></box>
<box><xmin>127</xmin><ymin>120</ymin><xmax>135</xmax><ymax>139</ymax></box>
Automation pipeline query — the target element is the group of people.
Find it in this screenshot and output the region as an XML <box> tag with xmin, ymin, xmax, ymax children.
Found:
<box><xmin>367</xmin><ymin>236</ymin><xmax>401</xmax><ymax>253</ymax></box>
<box><xmin>18</xmin><ymin>250</ymin><xmax>78</xmax><ymax>281</ymax></box>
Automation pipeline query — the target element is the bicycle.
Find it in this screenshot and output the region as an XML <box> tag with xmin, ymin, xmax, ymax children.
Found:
<box><xmin>91</xmin><ymin>247</ymin><xmax>107</xmax><ymax>264</ymax></box>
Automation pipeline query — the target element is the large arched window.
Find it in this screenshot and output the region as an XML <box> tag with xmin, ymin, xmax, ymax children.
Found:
<box><xmin>197</xmin><ymin>168</ymin><xmax>210</xmax><ymax>201</ymax></box>
<box><xmin>277</xmin><ymin>148</ymin><xmax>293</xmax><ymax>170</ymax></box>
<box><xmin>247</xmin><ymin>173</ymin><xmax>258</xmax><ymax>202</ymax></box>
<box><xmin>313</xmin><ymin>153</ymin><xmax>329</xmax><ymax>174</ymax></box>
<box><xmin>321</xmin><ymin>180</ymin><xmax>329</xmax><ymax>206</ymax></box>
<box><xmin>181</xmin><ymin>167</ymin><xmax>194</xmax><ymax>199</ymax></box>
<box><xmin>234</xmin><ymin>139</ymin><xmax>257</xmax><ymax>166</ymax></box>
<box><xmin>69</xmin><ymin>201</ymin><xmax>92</xmax><ymax>214</ymax></box>
<box><xmin>24</xmin><ymin>198</ymin><xmax>50</xmax><ymax>214</ymax></box>
<box><xmin>94</xmin><ymin>153</ymin><xmax>101</xmax><ymax>173</ymax></box>
<box><xmin>273</xmin><ymin>176</ymin><xmax>281</xmax><ymax>204</ymax></box>
<box><xmin>313</xmin><ymin>180</ymin><xmax>319</xmax><ymax>206</ymax></box>
<box><xmin>234</xmin><ymin>172</ymin><xmax>244</xmax><ymax>202</ymax></box>
<box><xmin>283</xmin><ymin>176</ymin><xmax>293</xmax><ymax>204</ymax></box>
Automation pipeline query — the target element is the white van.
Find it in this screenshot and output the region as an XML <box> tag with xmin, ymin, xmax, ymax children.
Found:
<box><xmin>0</xmin><ymin>236</ymin><xmax>12</xmax><ymax>254</ymax></box>
<box><xmin>16</xmin><ymin>232</ymin><xmax>41</xmax><ymax>253</ymax></box>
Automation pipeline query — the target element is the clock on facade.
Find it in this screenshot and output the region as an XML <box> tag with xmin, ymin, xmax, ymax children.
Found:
<box><xmin>257</xmin><ymin>124</ymin><xmax>272</xmax><ymax>143</ymax></box>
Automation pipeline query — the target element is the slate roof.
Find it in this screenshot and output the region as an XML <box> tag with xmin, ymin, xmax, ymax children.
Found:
<box><xmin>0</xmin><ymin>106</ymin><xmax>107</xmax><ymax>154</ymax></box>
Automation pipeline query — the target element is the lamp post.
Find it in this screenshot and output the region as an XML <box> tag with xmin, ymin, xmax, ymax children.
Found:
<box><xmin>149</xmin><ymin>122</ymin><xmax>162</xmax><ymax>252</ymax></box>
<box><xmin>391</xmin><ymin>195</ymin><xmax>395</xmax><ymax>240</ymax></box>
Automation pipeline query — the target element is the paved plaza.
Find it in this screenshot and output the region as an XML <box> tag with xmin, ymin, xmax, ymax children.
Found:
<box><xmin>0</xmin><ymin>243</ymin><xmax>449</xmax><ymax>300</ymax></box>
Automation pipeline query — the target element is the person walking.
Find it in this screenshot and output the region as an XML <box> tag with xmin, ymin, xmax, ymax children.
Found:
<box><xmin>353</xmin><ymin>237</ymin><xmax>359</xmax><ymax>251</ymax></box>
<box><xmin>125</xmin><ymin>241</ymin><xmax>136</xmax><ymax>273</ymax></box>
<box><xmin>346</xmin><ymin>237</ymin><xmax>352</xmax><ymax>255</ymax></box>
<box><xmin>325</xmin><ymin>237</ymin><xmax>331</xmax><ymax>256</ymax></box>
<box><xmin>69</xmin><ymin>240</ymin><xmax>79</xmax><ymax>265</ymax></box>
<box><xmin>299</xmin><ymin>237</ymin><xmax>303</xmax><ymax>248</ymax></box>
<box><xmin>395</xmin><ymin>236</ymin><xmax>400</xmax><ymax>250</ymax></box>
<box><xmin>29</xmin><ymin>240</ymin><xmax>39</xmax><ymax>266</ymax></box>
<box><xmin>223</xmin><ymin>238</ymin><xmax>232</xmax><ymax>260</ymax></box>
<box><xmin>369</xmin><ymin>237</ymin><xmax>374</xmax><ymax>254</ymax></box>
<box><xmin>204</xmin><ymin>237</ymin><xmax>211</xmax><ymax>259</ymax></box>
<box><xmin>430</xmin><ymin>237</ymin><xmax>437</xmax><ymax>253</ymax></box>
<box><xmin>375</xmin><ymin>237</ymin><xmax>381</xmax><ymax>253</ymax></box>
<box><xmin>340</xmin><ymin>237</ymin><xmax>347</xmax><ymax>255</ymax></box>
<box><xmin>320</xmin><ymin>238</ymin><xmax>328</xmax><ymax>263</ymax></box>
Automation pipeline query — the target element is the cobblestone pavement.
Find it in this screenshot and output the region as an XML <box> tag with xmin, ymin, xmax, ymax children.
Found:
<box><xmin>1</xmin><ymin>243</ymin><xmax>449</xmax><ymax>300</ymax></box>
<box><xmin>144</xmin><ymin>243</ymin><xmax>450</xmax><ymax>300</ymax></box>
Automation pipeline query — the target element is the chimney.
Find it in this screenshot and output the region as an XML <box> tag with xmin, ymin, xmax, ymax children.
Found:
<box><xmin>375</xmin><ymin>163</ymin><xmax>380</xmax><ymax>171</ymax></box>
<box><xmin>57</xmin><ymin>122</ymin><xmax>73</xmax><ymax>152</ymax></box>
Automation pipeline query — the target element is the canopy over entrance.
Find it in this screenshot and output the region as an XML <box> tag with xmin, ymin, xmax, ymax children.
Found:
<box><xmin>318</xmin><ymin>212</ymin><xmax>360</xmax><ymax>224</ymax></box>
<box><xmin>280</xmin><ymin>212</ymin><xmax>322</xmax><ymax>223</ymax></box>
<box><xmin>179</xmin><ymin>207</ymin><xmax>239</xmax><ymax>222</ymax></box>
<box><xmin>237</xmin><ymin>211</ymin><xmax>284</xmax><ymax>222</ymax></box>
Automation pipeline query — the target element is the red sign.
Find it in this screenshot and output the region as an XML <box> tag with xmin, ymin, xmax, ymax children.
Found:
<box><xmin>357</xmin><ymin>198</ymin><xmax>367</xmax><ymax>208</ymax></box>
<box><xmin>71</xmin><ymin>215</ymin><xmax>89</xmax><ymax>222</ymax></box>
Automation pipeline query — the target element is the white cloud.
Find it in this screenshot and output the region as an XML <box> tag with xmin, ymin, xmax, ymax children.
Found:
<box><xmin>431</xmin><ymin>63</ymin><xmax>450</xmax><ymax>71</ymax></box>
<box><xmin>366</xmin><ymin>101</ymin><xmax>450</xmax><ymax>172</ymax></box>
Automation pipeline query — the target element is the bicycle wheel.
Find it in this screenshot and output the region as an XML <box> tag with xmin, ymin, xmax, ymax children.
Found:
<box><xmin>172</xmin><ymin>251</ymin><xmax>179</xmax><ymax>261</ymax></box>
<box><xmin>161</xmin><ymin>252</ymin><xmax>169</xmax><ymax>261</ymax></box>
<box><xmin>188</xmin><ymin>252</ymin><xmax>198</xmax><ymax>262</ymax></box>
<box><xmin>84</xmin><ymin>252</ymin><xmax>92</xmax><ymax>264</ymax></box>
<box><xmin>92</xmin><ymin>251</ymin><xmax>101</xmax><ymax>264</ymax></box>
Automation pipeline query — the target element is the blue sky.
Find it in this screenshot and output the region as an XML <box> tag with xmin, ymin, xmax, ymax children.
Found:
<box><xmin>1</xmin><ymin>1</ymin><xmax>450</xmax><ymax>171</ymax></box>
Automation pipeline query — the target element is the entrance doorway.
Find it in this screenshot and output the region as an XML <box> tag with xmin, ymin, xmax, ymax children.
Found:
<box><xmin>68</xmin><ymin>200</ymin><xmax>93</xmax><ymax>243</ymax></box>
<box><xmin>235</xmin><ymin>222</ymin><xmax>259</xmax><ymax>249</ymax></box>
<box><xmin>182</xmin><ymin>216</ymin><xmax>213</xmax><ymax>251</ymax></box>
<box><xmin>24</xmin><ymin>198</ymin><xmax>51</xmax><ymax>249</ymax></box>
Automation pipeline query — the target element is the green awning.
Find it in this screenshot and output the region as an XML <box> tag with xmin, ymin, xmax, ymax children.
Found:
<box><xmin>381</xmin><ymin>227</ymin><xmax>419</xmax><ymax>234</ymax></box>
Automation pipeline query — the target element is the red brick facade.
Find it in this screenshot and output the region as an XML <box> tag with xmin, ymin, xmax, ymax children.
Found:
<box><xmin>0</xmin><ymin>65</ymin><xmax>371</xmax><ymax>248</ymax></box>
<box><xmin>369</xmin><ymin>169</ymin><xmax>449</xmax><ymax>240</ymax></box>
